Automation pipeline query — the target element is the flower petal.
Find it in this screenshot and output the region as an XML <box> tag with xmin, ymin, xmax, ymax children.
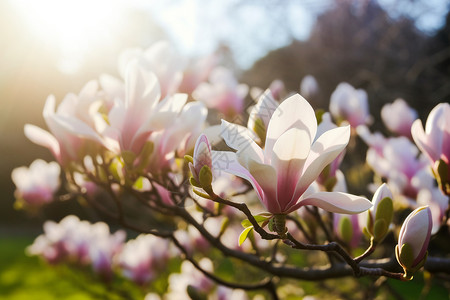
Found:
<box><xmin>297</xmin><ymin>192</ymin><xmax>372</xmax><ymax>214</ymax></box>
<box><xmin>265</xmin><ymin>94</ymin><xmax>317</xmax><ymax>159</ymax></box>
<box><xmin>24</xmin><ymin>125</ymin><xmax>61</xmax><ymax>163</ymax></box>
<box><xmin>220</xmin><ymin>120</ymin><xmax>263</xmax><ymax>164</ymax></box>
<box><xmin>294</xmin><ymin>125</ymin><xmax>350</xmax><ymax>200</ymax></box>
<box><xmin>246</xmin><ymin>158</ymin><xmax>279</xmax><ymax>213</ymax></box>
<box><xmin>211</xmin><ymin>151</ymin><xmax>263</xmax><ymax>201</ymax></box>
<box><xmin>272</xmin><ymin>128</ymin><xmax>310</xmax><ymax>212</ymax></box>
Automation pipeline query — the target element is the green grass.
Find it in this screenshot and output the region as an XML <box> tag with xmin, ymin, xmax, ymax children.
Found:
<box><xmin>0</xmin><ymin>236</ymin><xmax>144</xmax><ymax>300</ymax></box>
<box><xmin>1</xmin><ymin>236</ymin><xmax>448</xmax><ymax>300</ymax></box>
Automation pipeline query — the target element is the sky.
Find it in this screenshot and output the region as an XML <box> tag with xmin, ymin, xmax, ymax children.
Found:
<box><xmin>7</xmin><ymin>0</ymin><xmax>450</xmax><ymax>73</ymax></box>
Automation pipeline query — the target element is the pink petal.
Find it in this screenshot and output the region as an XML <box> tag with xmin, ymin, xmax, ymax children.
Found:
<box><xmin>211</xmin><ymin>151</ymin><xmax>263</xmax><ymax>202</ymax></box>
<box><xmin>272</xmin><ymin>128</ymin><xmax>310</xmax><ymax>212</ymax></box>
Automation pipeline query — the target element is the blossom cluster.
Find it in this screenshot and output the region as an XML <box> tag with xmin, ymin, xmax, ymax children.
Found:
<box><xmin>11</xmin><ymin>39</ymin><xmax>449</xmax><ymax>298</ymax></box>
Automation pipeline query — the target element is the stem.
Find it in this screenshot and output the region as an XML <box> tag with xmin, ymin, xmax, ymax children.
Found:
<box><xmin>354</xmin><ymin>238</ymin><xmax>377</xmax><ymax>263</ymax></box>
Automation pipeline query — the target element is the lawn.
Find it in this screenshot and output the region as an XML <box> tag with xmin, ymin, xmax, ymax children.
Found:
<box><xmin>1</xmin><ymin>235</ymin><xmax>448</xmax><ymax>299</ymax></box>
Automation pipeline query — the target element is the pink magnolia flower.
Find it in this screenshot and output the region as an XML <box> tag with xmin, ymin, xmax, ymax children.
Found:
<box><xmin>358</xmin><ymin>127</ymin><xmax>428</xmax><ymax>200</ymax></box>
<box><xmin>189</xmin><ymin>134</ymin><xmax>212</xmax><ymax>185</ymax></box>
<box><xmin>118</xmin><ymin>234</ymin><xmax>170</xmax><ymax>285</ymax></box>
<box><xmin>147</xmin><ymin>101</ymin><xmax>208</xmax><ymax>173</ymax></box>
<box><xmin>316</xmin><ymin>113</ymin><xmax>345</xmax><ymax>189</ymax></box>
<box><xmin>166</xmin><ymin>258</ymin><xmax>215</xmax><ymax>299</ymax></box>
<box><xmin>329</xmin><ymin>82</ymin><xmax>370</xmax><ymax>127</ymax></box>
<box><xmin>216</xmin><ymin>93</ymin><xmax>372</xmax><ymax>215</ymax></box>
<box><xmin>101</xmin><ymin>62</ymin><xmax>200</xmax><ymax>169</ymax></box>
<box><xmin>24</xmin><ymin>82</ymin><xmax>105</xmax><ymax>165</ymax></box>
<box><xmin>118</xmin><ymin>41</ymin><xmax>184</xmax><ymax>99</ymax></box>
<box><xmin>396</xmin><ymin>206</ymin><xmax>432</xmax><ymax>272</ymax></box>
<box><xmin>193</xmin><ymin>66</ymin><xmax>248</xmax><ymax>118</ymax></box>
<box><xmin>12</xmin><ymin>159</ymin><xmax>60</xmax><ymax>207</ymax></box>
<box><xmin>381</xmin><ymin>99</ymin><xmax>417</xmax><ymax>138</ymax></box>
<box><xmin>411</xmin><ymin>103</ymin><xmax>450</xmax><ymax>193</ymax></box>
<box><xmin>178</xmin><ymin>53</ymin><xmax>218</xmax><ymax>94</ymax></box>
<box><xmin>334</xmin><ymin>213</ymin><xmax>362</xmax><ymax>249</ymax></box>
<box><xmin>300</xmin><ymin>75</ymin><xmax>319</xmax><ymax>99</ymax></box>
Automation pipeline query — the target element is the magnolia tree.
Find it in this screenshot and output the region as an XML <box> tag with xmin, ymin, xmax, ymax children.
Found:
<box><xmin>12</xmin><ymin>41</ymin><xmax>450</xmax><ymax>299</ymax></box>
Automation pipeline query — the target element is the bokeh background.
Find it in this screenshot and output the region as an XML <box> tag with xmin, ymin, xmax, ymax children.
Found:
<box><xmin>1</xmin><ymin>0</ymin><xmax>449</xmax><ymax>297</ymax></box>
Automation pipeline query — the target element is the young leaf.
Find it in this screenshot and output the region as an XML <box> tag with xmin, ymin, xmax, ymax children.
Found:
<box><xmin>238</xmin><ymin>226</ymin><xmax>254</xmax><ymax>246</ymax></box>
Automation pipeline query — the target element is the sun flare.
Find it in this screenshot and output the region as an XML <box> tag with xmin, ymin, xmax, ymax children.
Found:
<box><xmin>11</xmin><ymin>0</ymin><xmax>122</xmax><ymax>73</ymax></box>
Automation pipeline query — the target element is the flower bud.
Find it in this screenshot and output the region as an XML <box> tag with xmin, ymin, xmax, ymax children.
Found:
<box><xmin>364</xmin><ymin>183</ymin><xmax>393</xmax><ymax>243</ymax></box>
<box><xmin>396</xmin><ymin>206</ymin><xmax>432</xmax><ymax>279</ymax></box>
<box><xmin>189</xmin><ymin>134</ymin><xmax>213</xmax><ymax>189</ymax></box>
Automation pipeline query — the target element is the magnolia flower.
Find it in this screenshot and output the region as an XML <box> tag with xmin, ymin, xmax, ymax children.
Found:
<box><xmin>316</xmin><ymin>113</ymin><xmax>345</xmax><ymax>191</ymax></box>
<box><xmin>381</xmin><ymin>99</ymin><xmax>417</xmax><ymax>138</ymax></box>
<box><xmin>249</xmin><ymin>79</ymin><xmax>285</xmax><ymax>102</ymax></box>
<box><xmin>178</xmin><ymin>53</ymin><xmax>218</xmax><ymax>94</ymax></box>
<box><xmin>358</xmin><ymin>127</ymin><xmax>428</xmax><ymax>200</ymax></box>
<box><xmin>12</xmin><ymin>159</ymin><xmax>60</xmax><ymax>207</ymax></box>
<box><xmin>362</xmin><ymin>183</ymin><xmax>394</xmax><ymax>243</ymax></box>
<box><xmin>396</xmin><ymin>206</ymin><xmax>432</xmax><ymax>277</ymax></box>
<box><xmin>334</xmin><ymin>213</ymin><xmax>362</xmax><ymax>249</ymax></box>
<box><xmin>27</xmin><ymin>215</ymin><xmax>125</xmax><ymax>271</ymax></box>
<box><xmin>118</xmin><ymin>234</ymin><xmax>170</xmax><ymax>285</ymax></box>
<box><xmin>300</xmin><ymin>75</ymin><xmax>319</xmax><ymax>99</ymax></box>
<box><xmin>189</xmin><ymin>134</ymin><xmax>212</xmax><ymax>187</ymax></box>
<box><xmin>166</xmin><ymin>258</ymin><xmax>215</xmax><ymax>299</ymax></box>
<box><xmin>24</xmin><ymin>82</ymin><xmax>105</xmax><ymax>165</ymax></box>
<box><xmin>329</xmin><ymin>82</ymin><xmax>370</xmax><ymax>127</ymax></box>
<box><xmin>101</xmin><ymin>62</ymin><xmax>199</xmax><ymax>170</ymax></box>
<box><xmin>216</xmin><ymin>94</ymin><xmax>372</xmax><ymax>217</ymax></box>
<box><xmin>147</xmin><ymin>101</ymin><xmax>207</xmax><ymax>173</ymax></box>
<box><xmin>417</xmin><ymin>188</ymin><xmax>448</xmax><ymax>234</ymax></box>
<box><xmin>411</xmin><ymin>103</ymin><xmax>450</xmax><ymax>194</ymax></box>
<box><xmin>193</xmin><ymin>66</ymin><xmax>248</xmax><ymax>118</ymax></box>
<box><xmin>118</xmin><ymin>41</ymin><xmax>184</xmax><ymax>99</ymax></box>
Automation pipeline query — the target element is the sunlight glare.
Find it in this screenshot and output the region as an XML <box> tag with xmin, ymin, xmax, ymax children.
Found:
<box><xmin>11</xmin><ymin>0</ymin><xmax>122</xmax><ymax>74</ymax></box>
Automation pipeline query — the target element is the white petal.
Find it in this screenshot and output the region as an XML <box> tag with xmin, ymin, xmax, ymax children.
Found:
<box><xmin>220</xmin><ymin>120</ymin><xmax>263</xmax><ymax>164</ymax></box>
<box><xmin>125</xmin><ymin>61</ymin><xmax>160</xmax><ymax>113</ymax></box>
<box><xmin>294</xmin><ymin>125</ymin><xmax>350</xmax><ymax>200</ymax></box>
<box><xmin>298</xmin><ymin>192</ymin><xmax>372</xmax><ymax>214</ymax></box>
<box><xmin>24</xmin><ymin>124</ymin><xmax>61</xmax><ymax>161</ymax></box>
<box><xmin>265</xmin><ymin>94</ymin><xmax>317</xmax><ymax>159</ymax></box>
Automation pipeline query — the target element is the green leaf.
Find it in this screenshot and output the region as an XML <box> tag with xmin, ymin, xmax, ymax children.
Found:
<box><xmin>375</xmin><ymin>197</ymin><xmax>393</xmax><ymax>225</ymax></box>
<box><xmin>238</xmin><ymin>226</ymin><xmax>254</xmax><ymax>246</ymax></box>
<box><xmin>241</xmin><ymin>214</ymin><xmax>272</xmax><ymax>228</ymax></box>
<box><xmin>132</xmin><ymin>176</ymin><xmax>145</xmax><ymax>190</ymax></box>
<box><xmin>187</xmin><ymin>285</ymin><xmax>208</xmax><ymax>300</ymax></box>
<box><xmin>373</xmin><ymin>219</ymin><xmax>387</xmax><ymax>242</ymax></box>
<box><xmin>189</xmin><ymin>177</ymin><xmax>201</xmax><ymax>188</ymax></box>
<box><xmin>184</xmin><ymin>155</ymin><xmax>194</xmax><ymax>164</ymax></box>
<box><xmin>199</xmin><ymin>165</ymin><xmax>213</xmax><ymax>188</ymax></box>
<box><xmin>339</xmin><ymin>217</ymin><xmax>353</xmax><ymax>244</ymax></box>
<box><xmin>192</xmin><ymin>189</ymin><xmax>211</xmax><ymax>199</ymax></box>
<box><xmin>399</xmin><ymin>242</ymin><xmax>414</xmax><ymax>269</ymax></box>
